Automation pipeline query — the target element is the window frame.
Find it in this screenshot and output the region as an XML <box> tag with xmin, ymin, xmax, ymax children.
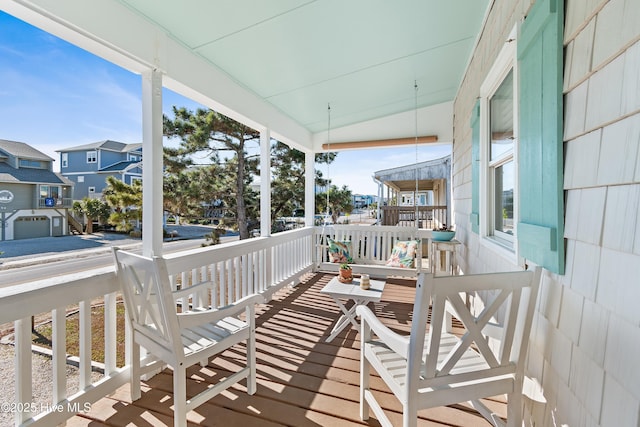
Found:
<box><xmin>86</xmin><ymin>151</ymin><xmax>97</xmax><ymax>164</ymax></box>
<box><xmin>479</xmin><ymin>25</ymin><xmax>520</xmax><ymax>259</ymax></box>
<box><xmin>61</xmin><ymin>153</ymin><xmax>68</xmax><ymax>168</ymax></box>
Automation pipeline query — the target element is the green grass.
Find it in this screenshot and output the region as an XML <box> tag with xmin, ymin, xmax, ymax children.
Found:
<box><xmin>33</xmin><ymin>302</ymin><xmax>127</xmax><ymax>367</ymax></box>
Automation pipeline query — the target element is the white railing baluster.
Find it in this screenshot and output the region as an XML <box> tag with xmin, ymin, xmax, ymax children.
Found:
<box><xmin>52</xmin><ymin>307</ymin><xmax>66</xmax><ymax>405</ymax></box>
<box><xmin>236</xmin><ymin>255</ymin><xmax>244</xmax><ymax>302</ymax></box>
<box><xmin>15</xmin><ymin>317</ymin><xmax>33</xmax><ymax>425</ymax></box>
<box><xmin>104</xmin><ymin>292</ymin><xmax>117</xmax><ymax>374</ymax></box>
<box><xmin>220</xmin><ymin>261</ymin><xmax>226</xmax><ymax>307</ymax></box>
<box><xmin>211</xmin><ymin>263</ymin><xmax>218</xmax><ymax>308</ymax></box>
<box><xmin>240</xmin><ymin>253</ymin><xmax>251</xmax><ymax>297</ymax></box>
<box><xmin>79</xmin><ymin>300</ymin><xmax>92</xmax><ymax>389</ymax></box>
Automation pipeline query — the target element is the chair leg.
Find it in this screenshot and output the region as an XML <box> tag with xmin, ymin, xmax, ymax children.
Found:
<box><xmin>173</xmin><ymin>364</ymin><xmax>187</xmax><ymax>427</ymax></box>
<box><xmin>506</xmin><ymin>391</ymin><xmax>522</xmax><ymax>427</ymax></box>
<box><xmin>403</xmin><ymin>400</ymin><xmax>418</xmax><ymax>427</ymax></box>
<box><xmin>247</xmin><ymin>329</ymin><xmax>257</xmax><ymax>395</ymax></box>
<box><xmin>360</xmin><ymin>353</ymin><xmax>370</xmax><ymax>420</ymax></box>
<box><xmin>128</xmin><ymin>336</ymin><xmax>141</xmax><ymax>400</ymax></box>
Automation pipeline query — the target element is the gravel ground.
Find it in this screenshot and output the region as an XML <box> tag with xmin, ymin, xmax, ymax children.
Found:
<box><xmin>0</xmin><ymin>344</ymin><xmax>103</xmax><ymax>426</ymax></box>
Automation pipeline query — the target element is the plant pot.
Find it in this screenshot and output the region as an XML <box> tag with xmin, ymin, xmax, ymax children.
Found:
<box><xmin>339</xmin><ymin>268</ymin><xmax>353</xmax><ymax>283</ymax></box>
<box><xmin>432</xmin><ymin>230</ymin><xmax>455</xmax><ymax>241</ymax></box>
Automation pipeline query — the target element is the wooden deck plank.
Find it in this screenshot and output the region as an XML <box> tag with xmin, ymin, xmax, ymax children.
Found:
<box><xmin>70</xmin><ymin>273</ymin><xmax>503</xmax><ymax>426</ymax></box>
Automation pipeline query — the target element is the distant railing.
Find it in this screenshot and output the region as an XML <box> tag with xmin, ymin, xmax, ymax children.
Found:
<box><xmin>380</xmin><ymin>205</ymin><xmax>447</xmax><ymax>228</ymax></box>
<box><xmin>38</xmin><ymin>197</ymin><xmax>73</xmax><ymax>208</ymax></box>
<box><xmin>0</xmin><ymin>227</ymin><xmax>314</xmax><ymax>427</ymax></box>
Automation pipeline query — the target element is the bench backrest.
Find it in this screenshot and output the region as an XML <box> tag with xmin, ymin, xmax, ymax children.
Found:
<box><xmin>408</xmin><ymin>269</ymin><xmax>541</xmax><ymax>392</ymax></box>
<box><xmin>113</xmin><ymin>248</ymin><xmax>182</xmax><ymax>359</ymax></box>
<box><xmin>318</xmin><ymin>225</ymin><xmax>423</xmax><ymax>266</ymax></box>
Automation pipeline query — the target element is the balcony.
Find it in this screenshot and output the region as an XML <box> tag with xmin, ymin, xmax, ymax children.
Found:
<box><xmin>38</xmin><ymin>197</ymin><xmax>73</xmax><ymax>209</ymax></box>
<box><xmin>380</xmin><ymin>205</ymin><xmax>447</xmax><ymax>228</ymax></box>
<box><xmin>0</xmin><ymin>226</ymin><xmax>504</xmax><ymax>426</ymax></box>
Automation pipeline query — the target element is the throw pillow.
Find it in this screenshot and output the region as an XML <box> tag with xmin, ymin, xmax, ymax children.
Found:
<box><xmin>385</xmin><ymin>240</ymin><xmax>419</xmax><ymax>268</ymax></box>
<box><xmin>327</xmin><ymin>238</ymin><xmax>352</xmax><ymax>263</ymax></box>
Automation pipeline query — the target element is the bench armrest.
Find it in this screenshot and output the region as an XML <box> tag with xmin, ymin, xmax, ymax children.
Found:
<box><xmin>357</xmin><ymin>305</ymin><xmax>409</xmax><ymax>358</ymax></box>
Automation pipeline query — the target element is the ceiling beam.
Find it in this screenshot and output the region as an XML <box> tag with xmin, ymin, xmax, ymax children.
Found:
<box><xmin>322</xmin><ymin>135</ymin><xmax>438</xmax><ymax>151</ymax></box>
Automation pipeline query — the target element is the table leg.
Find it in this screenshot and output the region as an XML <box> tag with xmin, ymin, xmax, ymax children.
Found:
<box><xmin>325</xmin><ymin>298</ymin><xmax>366</xmax><ymax>342</ymax></box>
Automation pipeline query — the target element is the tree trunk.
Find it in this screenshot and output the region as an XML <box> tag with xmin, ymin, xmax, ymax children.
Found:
<box><xmin>236</xmin><ymin>140</ymin><xmax>249</xmax><ymax>240</ymax></box>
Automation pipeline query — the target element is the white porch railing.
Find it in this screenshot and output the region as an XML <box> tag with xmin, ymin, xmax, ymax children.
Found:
<box><xmin>0</xmin><ymin>227</ymin><xmax>314</xmax><ymax>427</ymax></box>
<box><xmin>0</xmin><ymin>225</ymin><xmax>436</xmax><ymax>426</ymax></box>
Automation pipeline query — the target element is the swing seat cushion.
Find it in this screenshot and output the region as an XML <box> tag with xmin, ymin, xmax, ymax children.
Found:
<box><xmin>385</xmin><ymin>240</ymin><xmax>419</xmax><ymax>268</ymax></box>
<box><xmin>327</xmin><ymin>238</ymin><xmax>352</xmax><ymax>263</ymax></box>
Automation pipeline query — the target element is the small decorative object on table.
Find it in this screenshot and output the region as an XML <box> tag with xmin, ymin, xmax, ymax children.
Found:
<box><xmin>338</xmin><ymin>262</ymin><xmax>353</xmax><ymax>283</ymax></box>
<box><xmin>432</xmin><ymin>224</ymin><xmax>456</xmax><ymax>241</ymax></box>
<box><xmin>360</xmin><ymin>274</ymin><xmax>370</xmax><ymax>290</ymax></box>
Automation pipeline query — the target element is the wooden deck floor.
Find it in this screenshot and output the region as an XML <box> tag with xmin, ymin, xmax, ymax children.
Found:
<box><xmin>69</xmin><ymin>273</ymin><xmax>505</xmax><ymax>426</ymax></box>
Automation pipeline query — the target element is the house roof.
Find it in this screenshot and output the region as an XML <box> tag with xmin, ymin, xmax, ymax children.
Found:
<box><xmin>99</xmin><ymin>160</ymin><xmax>142</xmax><ymax>173</ymax></box>
<box><xmin>0</xmin><ymin>162</ymin><xmax>72</xmax><ymax>185</ymax></box>
<box><xmin>0</xmin><ymin>139</ymin><xmax>54</xmax><ymax>161</ymax></box>
<box><xmin>6</xmin><ymin>1</ymin><xmax>490</xmax><ymax>153</ymax></box>
<box><xmin>57</xmin><ymin>140</ymin><xmax>142</xmax><ymax>153</ymax></box>
<box><xmin>374</xmin><ymin>155</ymin><xmax>451</xmax><ymax>192</ymax></box>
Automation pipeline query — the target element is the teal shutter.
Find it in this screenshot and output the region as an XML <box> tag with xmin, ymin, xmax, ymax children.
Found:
<box><xmin>470</xmin><ymin>100</ymin><xmax>480</xmax><ymax>234</ymax></box>
<box><xmin>517</xmin><ymin>0</ymin><xmax>565</xmax><ymax>274</ymax></box>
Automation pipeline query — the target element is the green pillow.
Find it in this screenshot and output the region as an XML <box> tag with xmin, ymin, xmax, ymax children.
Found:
<box><xmin>327</xmin><ymin>238</ymin><xmax>352</xmax><ymax>263</ymax></box>
<box><xmin>386</xmin><ymin>240</ymin><xmax>419</xmax><ymax>268</ymax></box>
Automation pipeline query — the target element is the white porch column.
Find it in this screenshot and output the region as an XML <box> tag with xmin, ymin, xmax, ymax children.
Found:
<box><xmin>305</xmin><ymin>151</ymin><xmax>315</xmax><ymax>227</ymax></box>
<box><xmin>260</xmin><ymin>128</ymin><xmax>271</xmax><ymax>237</ymax></box>
<box><xmin>141</xmin><ymin>69</ymin><xmax>163</xmax><ymax>256</ymax></box>
<box><xmin>377</xmin><ymin>180</ymin><xmax>382</xmax><ymax>224</ymax></box>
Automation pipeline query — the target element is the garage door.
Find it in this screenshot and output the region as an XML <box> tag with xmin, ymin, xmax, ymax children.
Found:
<box><xmin>14</xmin><ymin>216</ymin><xmax>50</xmax><ymax>240</ymax></box>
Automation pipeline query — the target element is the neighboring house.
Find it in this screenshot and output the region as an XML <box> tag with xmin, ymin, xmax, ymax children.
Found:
<box><xmin>57</xmin><ymin>140</ymin><xmax>142</xmax><ymax>199</ymax></box>
<box><xmin>374</xmin><ymin>155</ymin><xmax>451</xmax><ymax>226</ymax></box>
<box><xmin>0</xmin><ymin>139</ymin><xmax>73</xmax><ymax>240</ymax></box>
<box><xmin>351</xmin><ymin>194</ymin><xmax>376</xmax><ymax>209</ymax></box>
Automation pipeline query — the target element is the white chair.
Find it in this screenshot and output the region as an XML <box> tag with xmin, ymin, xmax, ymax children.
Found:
<box><xmin>357</xmin><ymin>268</ymin><xmax>541</xmax><ymax>427</ymax></box>
<box><xmin>112</xmin><ymin>248</ymin><xmax>262</xmax><ymax>427</ymax></box>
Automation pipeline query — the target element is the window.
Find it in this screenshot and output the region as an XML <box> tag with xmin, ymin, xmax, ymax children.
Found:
<box><xmin>19</xmin><ymin>159</ymin><xmax>43</xmax><ymax>168</ymax></box>
<box><xmin>471</xmin><ymin>0</ymin><xmax>565</xmax><ymax>274</ymax></box>
<box><xmin>479</xmin><ymin>26</ymin><xmax>518</xmax><ymax>253</ymax></box>
<box><xmin>77</xmin><ymin>176</ymin><xmax>84</xmax><ymax>183</ymax></box>
<box><xmin>61</xmin><ymin>153</ymin><xmax>68</xmax><ymax>168</ymax></box>
<box><xmin>40</xmin><ymin>185</ymin><xmax>61</xmax><ymax>198</ymax></box>
<box><xmin>489</xmin><ymin>70</ymin><xmax>515</xmax><ymax>243</ymax></box>
<box><xmin>87</xmin><ymin>151</ymin><xmax>97</xmax><ymax>163</ymax></box>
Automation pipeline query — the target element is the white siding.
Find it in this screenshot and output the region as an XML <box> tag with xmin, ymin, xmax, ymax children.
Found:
<box><xmin>453</xmin><ymin>0</ymin><xmax>640</xmax><ymax>425</ymax></box>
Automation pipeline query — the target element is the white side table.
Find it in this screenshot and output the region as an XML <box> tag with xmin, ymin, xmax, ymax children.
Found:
<box><xmin>320</xmin><ymin>276</ymin><xmax>386</xmax><ymax>342</ymax></box>
<box><xmin>431</xmin><ymin>239</ymin><xmax>461</xmax><ymax>276</ymax></box>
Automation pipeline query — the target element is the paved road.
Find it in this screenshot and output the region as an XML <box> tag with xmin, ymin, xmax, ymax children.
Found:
<box><xmin>0</xmin><ymin>224</ymin><xmax>237</xmax><ymax>271</ymax></box>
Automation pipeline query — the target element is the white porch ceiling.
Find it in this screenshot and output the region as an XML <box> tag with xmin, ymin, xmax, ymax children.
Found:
<box><xmin>2</xmin><ymin>0</ymin><xmax>490</xmax><ymax>151</ymax></box>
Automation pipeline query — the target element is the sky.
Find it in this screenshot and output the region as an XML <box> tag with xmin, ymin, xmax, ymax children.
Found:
<box><xmin>0</xmin><ymin>11</ymin><xmax>451</xmax><ymax>196</ymax></box>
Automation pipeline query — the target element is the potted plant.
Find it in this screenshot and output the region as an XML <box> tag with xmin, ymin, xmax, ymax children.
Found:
<box><xmin>338</xmin><ymin>262</ymin><xmax>353</xmax><ymax>283</ymax></box>
<box><xmin>432</xmin><ymin>224</ymin><xmax>455</xmax><ymax>241</ymax></box>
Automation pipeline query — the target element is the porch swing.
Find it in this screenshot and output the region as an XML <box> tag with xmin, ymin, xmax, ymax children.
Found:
<box><xmin>315</xmin><ymin>85</ymin><xmax>423</xmax><ymax>279</ymax></box>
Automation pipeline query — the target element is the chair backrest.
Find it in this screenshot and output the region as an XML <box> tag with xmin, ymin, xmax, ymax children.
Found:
<box><xmin>407</xmin><ymin>269</ymin><xmax>541</xmax><ymax>391</ymax></box>
<box><xmin>112</xmin><ymin>248</ymin><xmax>182</xmax><ymax>356</ymax></box>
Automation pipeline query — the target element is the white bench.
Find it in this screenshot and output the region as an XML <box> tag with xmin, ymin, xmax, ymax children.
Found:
<box><xmin>358</xmin><ymin>269</ymin><xmax>542</xmax><ymax>427</ymax></box>
<box><xmin>315</xmin><ymin>225</ymin><xmax>430</xmax><ymax>278</ymax></box>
